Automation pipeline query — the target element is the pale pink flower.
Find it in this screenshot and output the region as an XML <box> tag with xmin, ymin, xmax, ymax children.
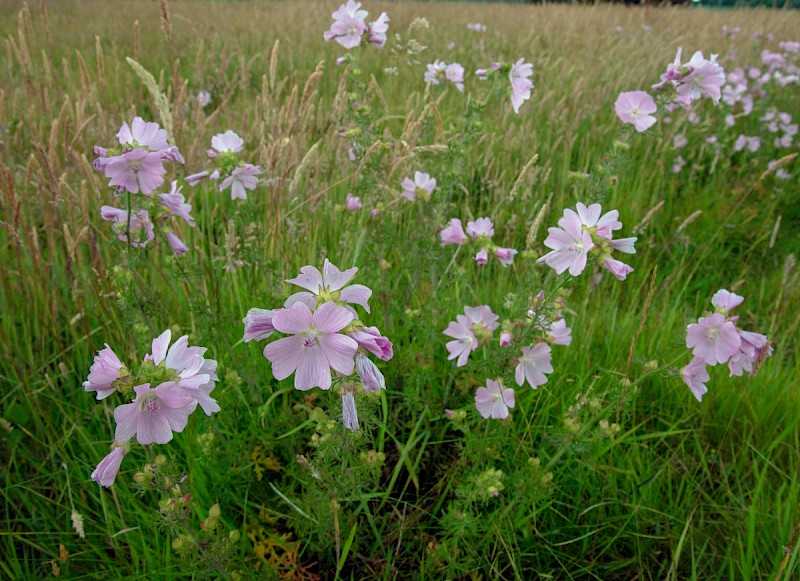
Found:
<box><xmin>346</xmin><ymin>193</ymin><xmax>362</xmax><ymax>211</ymax></box>
<box><xmin>83</xmin><ymin>345</ymin><xmax>125</xmax><ymax>400</ymax></box>
<box><xmin>509</xmin><ymin>58</ymin><xmax>534</xmax><ymax>114</ymax></box>
<box><xmin>499</xmin><ymin>330</ymin><xmax>512</xmax><ymax>347</ymax></box>
<box><xmin>711</xmin><ymin>289</ymin><xmax>744</xmax><ymax>314</ymax></box>
<box><xmin>603</xmin><ymin>257</ymin><xmax>634</xmax><ymax>281</ymax></box>
<box><xmin>549</xmin><ymin>319</ymin><xmax>572</xmax><ymax>346</ymax></box>
<box><xmin>219</xmin><ymin>163</ymin><xmax>261</xmax><ymax>200</ymax></box>
<box><xmin>91</xmin><ymin>446</ymin><xmax>127</xmax><ymax>488</ymax></box>
<box><xmin>571</xmin><ymin>203</ymin><xmax>622</xmax><ymax>239</ymax></box>
<box><xmin>286</xmin><ymin>259</ymin><xmax>373</xmax><ymax>314</ymax></box>
<box><xmin>243</xmin><ymin>308</ymin><xmax>276</xmax><ymax>342</ymax></box>
<box><xmin>196</xmin><ymin>90</ymin><xmax>212</xmax><ymax>108</ymax></box>
<box><xmin>355</xmin><ymin>353</ymin><xmax>385</xmax><ymax>391</ymax></box>
<box><xmin>185</xmin><ymin>171</ymin><xmax>210</xmax><ymax>187</ymax></box>
<box><xmin>367</xmin><ymin>12</ymin><xmax>389</xmax><ymax>47</ymax></box>
<box><xmin>466</xmin><ymin>217</ymin><xmax>494</xmax><ymax>239</ymax></box>
<box><xmin>211</xmin><ymin>130</ymin><xmax>245</xmax><ymax>154</ymax></box>
<box><xmin>114</xmin><ymin>382</ymin><xmax>196</xmax><ymax>445</ymax></box>
<box><xmin>424</xmin><ymin>61</ymin><xmax>446</xmax><ymax>85</ymax></box>
<box><xmin>349</xmin><ymin>326</ymin><xmax>393</xmax><ymax>360</ymax></box>
<box><xmin>681</xmin><ymin>357</ymin><xmax>710</xmax><ymax>402</ymax></box>
<box><xmin>464</xmin><ymin>305</ymin><xmax>499</xmax><ymax>333</ymax></box>
<box><xmin>104</xmin><ymin>148</ymin><xmax>166</xmax><ymax>195</ymax></box>
<box><xmin>324</xmin><ymin>1</ymin><xmax>368</xmax><ymax>49</ymax></box>
<box><xmin>686</xmin><ymin>313</ymin><xmax>741</xmax><ymax>365</ymax></box>
<box><xmin>515</xmin><ymin>343</ymin><xmax>553</xmax><ymax>389</ymax></box>
<box><xmin>538</xmin><ymin>211</ymin><xmax>595</xmax><ymax>276</ymax></box>
<box><xmin>117</xmin><ymin>117</ymin><xmax>170</xmax><ymax>152</ymax></box>
<box><xmin>262</xmin><ymin>301</ymin><xmax>358</xmax><ymax>390</ymax></box>
<box><xmin>475</xmin><ymin>249</ymin><xmax>489</xmax><ymax>265</ymax></box>
<box><xmin>614</xmin><ymin>91</ymin><xmax>658</xmax><ymax>132</ymax></box>
<box><xmin>445</xmin><ymin>63</ymin><xmax>465</xmax><ymax>92</ymax></box>
<box><xmin>440</xmin><ymin>218</ymin><xmax>467</xmax><ymax>246</ymax></box>
<box><xmin>677</xmin><ymin>51</ymin><xmax>726</xmax><ymax>104</ymax></box>
<box><xmin>159</xmin><ymin>181</ymin><xmax>195</xmax><ymax>226</ymax></box>
<box><xmin>166</xmin><ymin>232</ymin><xmax>188</xmax><ymax>255</ymax></box>
<box><xmin>401</xmin><ymin>171</ymin><xmax>436</xmax><ymax>201</ymax></box>
<box><xmin>443</xmin><ymin>314</ymin><xmax>477</xmax><ymax>367</ymax></box>
<box><xmin>342</xmin><ymin>391</ymin><xmax>359</xmax><ymax>430</ymax></box>
<box><xmin>100</xmin><ymin>207</ymin><xmax>155</xmax><ymax>248</ymax></box>
<box><xmin>475</xmin><ymin>379</ymin><xmax>515</xmax><ymax>420</ymax></box>
<box><xmin>494</xmin><ymin>247</ymin><xmax>518</xmax><ymax>266</ymax></box>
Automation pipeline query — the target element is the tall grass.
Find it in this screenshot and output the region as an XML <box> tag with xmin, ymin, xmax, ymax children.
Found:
<box><xmin>1</xmin><ymin>0</ymin><xmax>799</xmax><ymax>578</ymax></box>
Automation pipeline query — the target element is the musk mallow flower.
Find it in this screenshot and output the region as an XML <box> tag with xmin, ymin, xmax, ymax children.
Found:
<box><xmin>686</xmin><ymin>313</ymin><xmax>741</xmax><ymax>365</ymax></box>
<box><xmin>515</xmin><ymin>343</ymin><xmax>554</xmax><ymax>389</ymax></box>
<box><xmin>243</xmin><ymin>308</ymin><xmax>276</xmax><ymax>342</ymax></box>
<box><xmin>464</xmin><ymin>305</ymin><xmax>499</xmax><ymax>335</ymax></box>
<box><xmin>509</xmin><ymin>58</ymin><xmax>534</xmax><ymax>114</ymax></box>
<box><xmin>166</xmin><ymin>232</ymin><xmax>188</xmax><ymax>256</ymax></box>
<box><xmin>440</xmin><ymin>218</ymin><xmax>467</xmax><ymax>246</ymax></box>
<box><xmin>117</xmin><ymin>117</ymin><xmax>170</xmax><ymax>152</ymax></box>
<box><xmin>445</xmin><ymin>63</ymin><xmax>465</xmax><ymax>92</ymax></box>
<box><xmin>494</xmin><ymin>247</ymin><xmax>517</xmax><ymax>266</ymax></box>
<box><xmin>614</xmin><ymin>91</ymin><xmax>658</xmax><ymax>132</ymax></box>
<box><xmin>549</xmin><ymin>319</ymin><xmax>572</xmax><ymax>346</ymax></box>
<box><xmin>286</xmin><ymin>259</ymin><xmax>372</xmax><ymax>314</ymax></box>
<box><xmin>349</xmin><ymin>326</ymin><xmax>393</xmax><ymax>360</ymax></box>
<box><xmin>104</xmin><ymin>148</ymin><xmax>167</xmax><ymax>195</ymax></box>
<box><xmin>91</xmin><ymin>445</ymin><xmax>127</xmax><ymax>488</ymax></box>
<box><xmin>262</xmin><ymin>301</ymin><xmax>358</xmax><ymax>390</ymax></box>
<box><xmin>475</xmin><ymin>379</ymin><xmax>516</xmax><ymax>420</ymax></box>
<box><xmin>367</xmin><ymin>12</ymin><xmax>389</xmax><ymax>47</ymax></box>
<box><xmin>711</xmin><ymin>289</ymin><xmax>744</xmax><ymax>314</ymax></box>
<box><xmin>324</xmin><ymin>1</ymin><xmax>368</xmax><ymax>49</ymax></box>
<box><xmin>424</xmin><ymin>61</ymin><xmax>446</xmax><ymax>85</ymax></box>
<box><xmin>571</xmin><ymin>203</ymin><xmax>622</xmax><ymax>239</ymax></box>
<box><xmin>84</xmin><ymin>344</ymin><xmax>126</xmax><ymax>400</ymax></box>
<box><xmin>401</xmin><ymin>171</ymin><xmax>437</xmax><ymax>201</ymax></box>
<box><xmin>100</xmin><ymin>207</ymin><xmax>155</xmax><ymax>248</ymax></box>
<box><xmin>355</xmin><ymin>353</ymin><xmax>385</xmax><ymax>391</ymax></box>
<box><xmin>159</xmin><ymin>181</ymin><xmax>195</xmax><ymax>227</ymax></box>
<box><xmin>466</xmin><ymin>217</ymin><xmax>494</xmax><ymax>239</ymax></box>
<box><xmin>211</xmin><ymin>130</ymin><xmax>244</xmax><ymax>154</ymax></box>
<box><xmin>538</xmin><ymin>211</ymin><xmax>595</xmax><ymax>276</ymax></box>
<box><xmin>342</xmin><ymin>391</ymin><xmax>359</xmax><ymax>431</ymax></box>
<box><xmin>443</xmin><ymin>314</ymin><xmax>478</xmax><ymax>367</ymax></box>
<box><xmin>114</xmin><ymin>382</ymin><xmax>196</xmax><ymax>445</ymax></box>
<box><xmin>219</xmin><ymin>163</ymin><xmax>261</xmax><ymax>200</ymax></box>
<box><xmin>345</xmin><ymin>193</ymin><xmax>362</xmax><ymax>211</ymax></box>
<box><xmin>681</xmin><ymin>357</ymin><xmax>710</xmax><ymax>402</ymax></box>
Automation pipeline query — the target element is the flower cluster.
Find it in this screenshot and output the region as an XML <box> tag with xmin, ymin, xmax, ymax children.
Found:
<box><xmin>424</xmin><ymin>61</ymin><xmax>465</xmax><ymax>92</ymax></box>
<box><xmin>401</xmin><ymin>171</ymin><xmax>437</xmax><ymax>201</ymax></box>
<box><xmin>538</xmin><ymin>202</ymin><xmax>636</xmax><ymax>281</ymax></box>
<box><xmin>681</xmin><ymin>289</ymin><xmax>772</xmax><ymax>402</ymax></box>
<box><xmin>440</xmin><ymin>217</ymin><xmax>518</xmax><ymax>267</ymax></box>
<box><xmin>243</xmin><ymin>259</ymin><xmax>392</xmax><ymax>431</ymax></box>
<box><xmin>100</xmin><ymin>180</ymin><xmax>195</xmax><ymax>254</ymax></box>
<box><xmin>93</xmin><ymin>117</ymin><xmax>185</xmax><ymax>195</ymax></box>
<box><xmin>186</xmin><ymin>130</ymin><xmax>263</xmax><ymax>200</ymax></box>
<box><xmin>323</xmin><ymin>1</ymin><xmax>389</xmax><ymax>49</ymax></box>
<box><xmin>85</xmin><ymin>331</ymin><xmax>220</xmax><ymax>487</ymax></box>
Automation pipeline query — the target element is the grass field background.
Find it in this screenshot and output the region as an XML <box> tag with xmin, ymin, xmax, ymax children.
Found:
<box><xmin>1</xmin><ymin>0</ymin><xmax>799</xmax><ymax>578</ymax></box>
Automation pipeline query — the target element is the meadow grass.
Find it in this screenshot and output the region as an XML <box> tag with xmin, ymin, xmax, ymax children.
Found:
<box><xmin>1</xmin><ymin>0</ymin><xmax>799</xmax><ymax>578</ymax></box>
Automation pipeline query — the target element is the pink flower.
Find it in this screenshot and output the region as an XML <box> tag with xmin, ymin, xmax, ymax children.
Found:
<box><xmin>262</xmin><ymin>301</ymin><xmax>358</xmax><ymax>390</ymax></box>
<box><xmin>117</xmin><ymin>117</ymin><xmax>170</xmax><ymax>152</ymax></box>
<box><xmin>219</xmin><ymin>163</ymin><xmax>261</xmax><ymax>200</ymax></box>
<box><xmin>367</xmin><ymin>12</ymin><xmax>389</xmax><ymax>47</ymax></box>
<box><xmin>100</xmin><ymin>207</ymin><xmax>155</xmax><ymax>248</ymax></box>
<box><xmin>104</xmin><ymin>148</ymin><xmax>166</xmax><ymax>195</ymax></box>
<box><xmin>159</xmin><ymin>181</ymin><xmax>195</xmax><ymax>226</ymax></box>
<box><xmin>677</xmin><ymin>51</ymin><xmax>726</xmax><ymax>104</ymax></box>
<box><xmin>711</xmin><ymin>289</ymin><xmax>744</xmax><ymax>314</ymax></box>
<box><xmin>424</xmin><ymin>61</ymin><xmax>446</xmax><ymax>85</ymax></box>
<box><xmin>445</xmin><ymin>63</ymin><xmax>465</xmax><ymax>92</ymax></box>
<box><xmin>185</xmin><ymin>171</ymin><xmax>210</xmax><ymax>187</ymax></box>
<box><xmin>91</xmin><ymin>446</ymin><xmax>127</xmax><ymax>488</ymax></box>
<box><xmin>114</xmin><ymin>383</ymin><xmax>196</xmax><ymax>445</ymax></box>
<box><xmin>464</xmin><ymin>305</ymin><xmax>499</xmax><ymax>333</ymax></box>
<box><xmin>324</xmin><ymin>1</ymin><xmax>368</xmax><ymax>49</ymax></box>
<box><xmin>286</xmin><ymin>259</ymin><xmax>373</xmax><ymax>314</ymax></box>
<box><xmin>499</xmin><ymin>330</ymin><xmax>512</xmax><ymax>347</ymax></box>
<box><xmin>346</xmin><ymin>193</ymin><xmax>362</xmax><ymax>211</ymax></box>
<box><xmin>440</xmin><ymin>218</ymin><xmax>467</xmax><ymax>246</ymax></box>
<box><xmin>401</xmin><ymin>171</ymin><xmax>436</xmax><ymax>201</ymax></box>
<box><xmin>166</xmin><ymin>232</ymin><xmax>188</xmax><ymax>255</ymax></box>
<box><xmin>509</xmin><ymin>58</ymin><xmax>534</xmax><ymax>114</ymax></box>
<box><xmin>538</xmin><ymin>210</ymin><xmax>595</xmax><ymax>276</ymax></box>
<box><xmin>515</xmin><ymin>343</ymin><xmax>554</xmax><ymax>389</ymax></box>
<box><xmin>681</xmin><ymin>357</ymin><xmax>710</xmax><ymax>402</ymax></box>
<box><xmin>211</xmin><ymin>130</ymin><xmax>244</xmax><ymax>154</ymax></box>
<box><xmin>466</xmin><ymin>217</ymin><xmax>494</xmax><ymax>239</ymax></box>
<box><xmin>342</xmin><ymin>391</ymin><xmax>359</xmax><ymax>431</ymax></box>
<box><xmin>549</xmin><ymin>319</ymin><xmax>572</xmax><ymax>346</ymax></box>
<box><xmin>603</xmin><ymin>257</ymin><xmax>634</xmax><ymax>281</ymax></box>
<box><xmin>355</xmin><ymin>353</ymin><xmax>385</xmax><ymax>391</ymax></box>
<box><xmin>83</xmin><ymin>344</ymin><xmax>125</xmax><ymax>400</ymax></box>
<box><xmin>494</xmin><ymin>247</ymin><xmax>517</xmax><ymax>266</ymax></box>
<box><xmin>475</xmin><ymin>249</ymin><xmax>489</xmax><ymax>265</ymax></box>
<box><xmin>443</xmin><ymin>314</ymin><xmax>477</xmax><ymax>367</ymax></box>
<box><xmin>572</xmin><ymin>203</ymin><xmax>622</xmax><ymax>239</ymax></box>
<box><xmin>475</xmin><ymin>379</ymin><xmax>515</xmax><ymax>420</ymax></box>
<box><xmin>243</xmin><ymin>308</ymin><xmax>276</xmax><ymax>342</ymax></box>
<box><xmin>614</xmin><ymin>91</ymin><xmax>658</xmax><ymax>132</ymax></box>
<box><xmin>686</xmin><ymin>313</ymin><xmax>741</xmax><ymax>365</ymax></box>
<box><xmin>349</xmin><ymin>326</ymin><xmax>393</xmax><ymax>360</ymax></box>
